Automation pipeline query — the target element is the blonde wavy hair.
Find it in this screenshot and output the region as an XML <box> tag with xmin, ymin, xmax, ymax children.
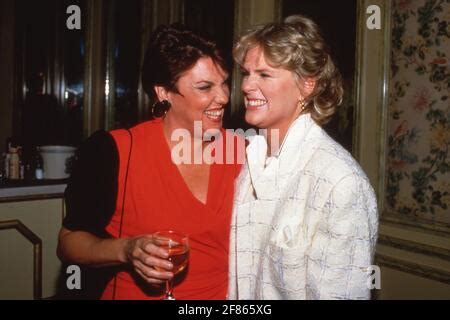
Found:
<box><xmin>234</xmin><ymin>15</ymin><xmax>343</xmax><ymax>125</ymax></box>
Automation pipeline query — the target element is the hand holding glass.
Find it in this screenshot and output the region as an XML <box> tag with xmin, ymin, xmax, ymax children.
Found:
<box><xmin>153</xmin><ymin>230</ymin><xmax>189</xmax><ymax>300</ymax></box>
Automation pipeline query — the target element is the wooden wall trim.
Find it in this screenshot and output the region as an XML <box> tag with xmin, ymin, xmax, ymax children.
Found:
<box><xmin>83</xmin><ymin>0</ymin><xmax>107</xmax><ymax>137</ymax></box>
<box><xmin>0</xmin><ymin>219</ymin><xmax>43</xmax><ymax>299</ymax></box>
<box><xmin>382</xmin><ymin>212</ymin><xmax>450</xmax><ymax>237</ymax></box>
<box><xmin>354</xmin><ymin>0</ymin><xmax>392</xmax><ymax>199</ymax></box>
<box><xmin>375</xmin><ymin>253</ymin><xmax>450</xmax><ymax>285</ymax></box>
<box><xmin>378</xmin><ymin>234</ymin><xmax>450</xmax><ymax>262</ymax></box>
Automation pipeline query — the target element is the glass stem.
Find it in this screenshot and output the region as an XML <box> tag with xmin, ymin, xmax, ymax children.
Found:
<box><xmin>165</xmin><ymin>279</ymin><xmax>175</xmax><ymax>300</ymax></box>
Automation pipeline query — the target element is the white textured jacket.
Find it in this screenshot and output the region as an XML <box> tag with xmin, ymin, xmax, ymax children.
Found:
<box><xmin>228</xmin><ymin>114</ymin><xmax>378</xmax><ymax>300</ymax></box>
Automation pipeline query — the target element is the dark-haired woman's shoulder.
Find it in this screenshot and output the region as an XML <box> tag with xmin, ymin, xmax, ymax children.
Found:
<box><xmin>63</xmin><ymin>129</ymin><xmax>119</xmax><ymax>236</ymax></box>
<box><xmin>122</xmin><ymin>118</ymin><xmax>164</xmax><ymax>139</ymax></box>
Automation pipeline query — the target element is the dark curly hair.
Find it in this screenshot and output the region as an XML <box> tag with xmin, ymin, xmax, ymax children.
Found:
<box><xmin>142</xmin><ymin>24</ymin><xmax>228</xmax><ymax>104</ymax></box>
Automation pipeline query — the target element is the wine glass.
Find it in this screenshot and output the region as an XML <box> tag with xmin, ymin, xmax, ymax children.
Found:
<box><xmin>153</xmin><ymin>230</ymin><xmax>189</xmax><ymax>300</ymax></box>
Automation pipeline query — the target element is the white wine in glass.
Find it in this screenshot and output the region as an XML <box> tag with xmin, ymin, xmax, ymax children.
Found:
<box><xmin>153</xmin><ymin>230</ymin><xmax>189</xmax><ymax>300</ymax></box>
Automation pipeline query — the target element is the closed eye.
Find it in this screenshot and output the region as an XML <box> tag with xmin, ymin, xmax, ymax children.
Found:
<box><xmin>240</xmin><ymin>69</ymin><xmax>249</xmax><ymax>77</ymax></box>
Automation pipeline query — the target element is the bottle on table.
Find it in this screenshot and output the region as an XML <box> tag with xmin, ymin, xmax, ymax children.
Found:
<box><xmin>8</xmin><ymin>146</ymin><xmax>20</xmax><ymax>180</ymax></box>
<box><xmin>34</xmin><ymin>148</ymin><xmax>44</xmax><ymax>180</ymax></box>
<box><xmin>2</xmin><ymin>139</ymin><xmax>11</xmax><ymax>179</ymax></box>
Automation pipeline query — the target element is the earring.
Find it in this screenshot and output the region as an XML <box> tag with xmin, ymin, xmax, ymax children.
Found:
<box><xmin>152</xmin><ymin>100</ymin><xmax>171</xmax><ymax>117</ymax></box>
<box><xmin>298</xmin><ymin>99</ymin><xmax>306</xmax><ymax>112</ymax></box>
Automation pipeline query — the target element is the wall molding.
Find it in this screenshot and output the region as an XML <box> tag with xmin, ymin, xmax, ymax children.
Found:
<box><xmin>354</xmin><ymin>0</ymin><xmax>391</xmax><ymax>199</ymax></box>
<box><xmin>0</xmin><ymin>219</ymin><xmax>42</xmax><ymax>299</ymax></box>
<box><xmin>382</xmin><ymin>211</ymin><xmax>450</xmax><ymax>237</ymax></box>
<box><xmin>83</xmin><ymin>0</ymin><xmax>107</xmax><ymax>137</ymax></box>
<box><xmin>378</xmin><ymin>234</ymin><xmax>450</xmax><ymax>262</ymax></box>
<box><xmin>375</xmin><ymin>253</ymin><xmax>450</xmax><ymax>285</ymax></box>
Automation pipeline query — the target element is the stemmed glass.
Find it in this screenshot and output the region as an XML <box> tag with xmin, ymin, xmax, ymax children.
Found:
<box><xmin>153</xmin><ymin>230</ymin><xmax>190</xmax><ymax>300</ymax></box>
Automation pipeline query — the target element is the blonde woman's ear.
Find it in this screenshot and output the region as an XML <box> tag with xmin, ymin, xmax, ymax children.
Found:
<box><xmin>296</xmin><ymin>77</ymin><xmax>316</xmax><ymax>98</ymax></box>
<box><xmin>303</xmin><ymin>78</ymin><xmax>316</xmax><ymax>94</ymax></box>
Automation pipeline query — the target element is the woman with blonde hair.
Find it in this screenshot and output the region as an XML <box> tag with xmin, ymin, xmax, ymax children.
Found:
<box><xmin>228</xmin><ymin>15</ymin><xmax>378</xmax><ymax>300</ymax></box>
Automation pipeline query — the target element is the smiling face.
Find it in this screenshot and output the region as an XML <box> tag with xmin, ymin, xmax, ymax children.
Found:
<box><xmin>159</xmin><ymin>56</ymin><xmax>230</xmax><ymax>137</ymax></box>
<box><xmin>241</xmin><ymin>46</ymin><xmax>305</xmax><ymax>138</ymax></box>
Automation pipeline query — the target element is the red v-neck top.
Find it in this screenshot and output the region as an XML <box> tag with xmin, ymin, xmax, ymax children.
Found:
<box><xmin>101</xmin><ymin>119</ymin><xmax>242</xmax><ymax>300</ymax></box>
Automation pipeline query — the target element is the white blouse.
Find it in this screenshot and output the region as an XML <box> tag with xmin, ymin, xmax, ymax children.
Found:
<box><xmin>228</xmin><ymin>113</ymin><xmax>378</xmax><ymax>300</ymax></box>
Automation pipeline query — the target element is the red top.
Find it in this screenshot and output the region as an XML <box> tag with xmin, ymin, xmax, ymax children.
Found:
<box><xmin>101</xmin><ymin>119</ymin><xmax>242</xmax><ymax>300</ymax></box>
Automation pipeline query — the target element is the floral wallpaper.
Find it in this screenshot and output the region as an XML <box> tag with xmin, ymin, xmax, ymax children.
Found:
<box><xmin>387</xmin><ymin>0</ymin><xmax>450</xmax><ymax>227</ymax></box>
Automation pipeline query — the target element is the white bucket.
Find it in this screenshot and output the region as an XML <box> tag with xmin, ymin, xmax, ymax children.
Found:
<box><xmin>39</xmin><ymin>146</ymin><xmax>76</xmax><ymax>179</ymax></box>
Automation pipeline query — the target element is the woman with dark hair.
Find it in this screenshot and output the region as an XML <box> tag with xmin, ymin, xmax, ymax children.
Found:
<box><xmin>57</xmin><ymin>24</ymin><xmax>242</xmax><ymax>300</ymax></box>
<box><xmin>228</xmin><ymin>15</ymin><xmax>378</xmax><ymax>299</ymax></box>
